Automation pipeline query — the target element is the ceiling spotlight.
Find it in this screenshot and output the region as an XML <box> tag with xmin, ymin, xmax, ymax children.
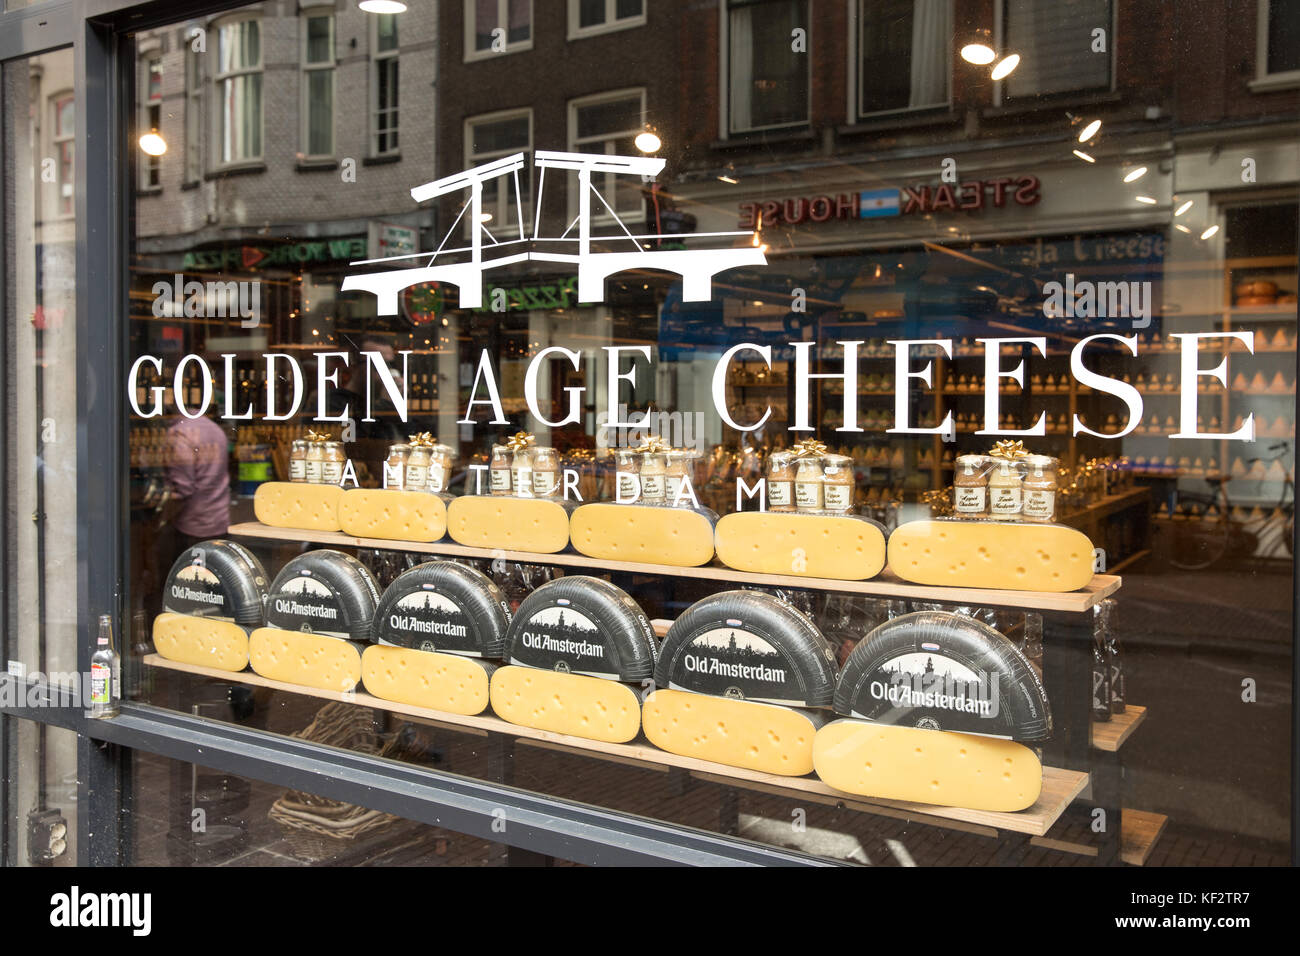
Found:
<box><xmin>961</xmin><ymin>43</ymin><xmax>996</xmax><ymax>65</ymax></box>
<box><xmin>1174</xmin><ymin>224</ymin><xmax>1191</xmax><ymax>233</ymax></box>
<box><xmin>1135</xmin><ymin>195</ymin><xmax>1157</xmax><ymax>204</ymax></box>
<box><xmin>991</xmin><ymin>54</ymin><xmax>1021</xmax><ymax>80</ymax></box>
<box><xmin>717</xmin><ymin>174</ymin><xmax>738</xmax><ymax>184</ymax></box>
<box><xmin>1174</xmin><ymin>199</ymin><xmax>1194</xmax><ymax>216</ymax></box>
<box><xmin>634</xmin><ymin>128</ymin><xmax>662</xmax><ymax>153</ymax></box>
<box><xmin>1072</xmin><ymin>149</ymin><xmax>1096</xmax><ymax>163</ymax></box>
<box><xmin>359</xmin><ymin>1</ymin><xmax>407</xmax><ymax>12</ymax></box>
<box><xmin>1123</xmin><ymin>166</ymin><xmax>1148</xmax><ymax>183</ymax></box>
<box><xmin>478</xmin><ymin>212</ymin><xmax>493</xmax><ymax>223</ymax></box>
<box><xmin>138</xmin><ymin>130</ymin><xmax>167</xmax><ymax>156</ymax></box>
<box><xmin>1200</xmin><ymin>225</ymin><xmax>1219</xmax><ymax>240</ymax></box>
<box><xmin>1077</xmin><ymin>119</ymin><xmax>1102</xmax><ymax>143</ymax></box>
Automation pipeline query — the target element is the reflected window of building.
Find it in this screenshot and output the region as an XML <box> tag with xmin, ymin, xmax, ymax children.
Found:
<box><xmin>139</xmin><ymin>53</ymin><xmax>163</xmax><ymax>190</ymax></box>
<box><xmin>856</xmin><ymin>0</ymin><xmax>950</xmax><ymax>118</ymax></box>
<box><xmin>184</xmin><ymin>42</ymin><xmax>203</xmax><ymax>182</ymax></box>
<box><xmin>371</xmin><ymin>12</ymin><xmax>400</xmax><ymax>157</ymax></box>
<box><xmin>301</xmin><ymin>9</ymin><xmax>336</xmax><ymax>160</ymax></box>
<box><xmin>727</xmin><ymin>0</ymin><xmax>809</xmax><ymax>133</ymax></box>
<box><xmin>51</xmin><ymin>91</ymin><xmax>74</xmax><ymax>218</ymax></box>
<box><xmin>466</xmin><ymin>0</ymin><xmax>533</xmax><ymax>61</ymax></box>
<box><xmin>568</xmin><ymin>0</ymin><xmax>646</xmax><ymax>39</ymax></box>
<box><xmin>214</xmin><ymin>16</ymin><xmax>263</xmax><ymax>165</ymax></box>
<box><xmin>465</xmin><ymin>108</ymin><xmax>532</xmax><ymax>231</ymax></box>
<box><xmin>1001</xmin><ymin>0</ymin><xmax>1112</xmax><ymax>100</ymax></box>
<box><xmin>568</xmin><ymin>89</ymin><xmax>646</xmax><ymax>221</ymax></box>
<box><xmin>1259</xmin><ymin>0</ymin><xmax>1300</xmax><ymax>83</ymax></box>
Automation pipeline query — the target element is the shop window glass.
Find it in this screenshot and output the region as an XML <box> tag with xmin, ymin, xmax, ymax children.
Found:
<box><xmin>215</xmin><ymin>17</ymin><xmax>262</xmax><ymax>164</ymax></box>
<box><xmin>372</xmin><ymin>14</ymin><xmax>400</xmax><ymax>156</ymax></box>
<box><xmin>569</xmin><ymin>91</ymin><xmax>645</xmax><ymax>220</ymax></box>
<box><xmin>571</xmin><ymin>0</ymin><xmax>645</xmax><ymax>37</ymax></box>
<box><xmin>467</xmin><ymin>0</ymin><xmax>532</xmax><ymax>60</ymax></box>
<box><xmin>301</xmin><ymin>13</ymin><xmax>335</xmax><ymax>159</ymax></box>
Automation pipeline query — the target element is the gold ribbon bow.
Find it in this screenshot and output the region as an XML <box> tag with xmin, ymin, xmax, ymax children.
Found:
<box><xmin>506</xmin><ymin>431</ymin><xmax>536</xmax><ymax>453</ymax></box>
<box><xmin>634</xmin><ymin>435</ymin><xmax>670</xmax><ymax>455</ymax></box>
<box><xmin>305</xmin><ymin>429</ymin><xmax>332</xmax><ymax>444</ymax></box>
<box><xmin>408</xmin><ymin>432</ymin><xmax>436</xmax><ymax>449</ymax></box>
<box><xmin>791</xmin><ymin>438</ymin><xmax>827</xmax><ymax>459</ymax></box>
<box><xmin>989</xmin><ymin>439</ymin><xmax>1030</xmax><ymax>461</ymax></box>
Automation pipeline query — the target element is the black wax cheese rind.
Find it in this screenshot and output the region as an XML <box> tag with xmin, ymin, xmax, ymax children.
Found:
<box><xmin>833</xmin><ymin>610</ymin><xmax>1053</xmax><ymax>741</ymax></box>
<box><xmin>655</xmin><ymin>590</ymin><xmax>838</xmax><ymax>707</ymax></box>
<box><xmin>372</xmin><ymin>560</ymin><xmax>511</xmax><ymax>658</ymax></box>
<box><xmin>265</xmin><ymin>549</ymin><xmax>382</xmax><ymax>642</ymax></box>
<box><xmin>163</xmin><ymin>539</ymin><xmax>269</xmax><ymax>627</ymax></box>
<box><xmin>502</xmin><ymin>576</ymin><xmax>655</xmax><ymax>682</ymax></box>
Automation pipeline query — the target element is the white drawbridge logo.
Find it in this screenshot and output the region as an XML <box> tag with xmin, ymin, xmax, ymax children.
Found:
<box><xmin>341</xmin><ymin>151</ymin><xmax>767</xmax><ymax>312</ymax></box>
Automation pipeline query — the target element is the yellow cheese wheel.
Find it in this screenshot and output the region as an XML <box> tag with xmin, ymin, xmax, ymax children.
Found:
<box><xmin>361</xmin><ymin>644</ymin><xmax>490</xmax><ymax>716</ymax></box>
<box><xmin>338</xmin><ymin>488</ymin><xmax>447</xmax><ymax>542</ymax></box>
<box><xmin>253</xmin><ymin>482</ymin><xmax>343</xmax><ymax>532</ymax></box>
<box><xmin>642</xmin><ymin>689</ymin><xmax>821</xmax><ymax>776</ymax></box>
<box><xmin>569</xmin><ymin>504</ymin><xmax>715</xmax><ymax>567</ymax></box>
<box><xmin>489</xmin><ymin>665</ymin><xmax>641</xmax><ymax>743</ymax></box>
<box><xmin>446</xmin><ymin>496</ymin><xmax>571</xmax><ymax>553</ymax></box>
<box><xmin>813</xmin><ymin>718</ymin><xmax>1042</xmax><ymax>812</ymax></box>
<box><xmin>887</xmin><ymin>519</ymin><xmax>1094</xmax><ymax>592</ymax></box>
<box><xmin>714</xmin><ymin>511</ymin><xmax>886</xmax><ymax>580</ymax></box>
<box><xmin>249</xmin><ymin>627</ymin><xmax>362</xmax><ymax>692</ymax></box>
<box><xmin>152</xmin><ymin>612</ymin><xmax>249</xmax><ymax>672</ymax></box>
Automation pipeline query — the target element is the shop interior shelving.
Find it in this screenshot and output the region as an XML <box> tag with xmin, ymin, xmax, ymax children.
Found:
<box><xmin>184</xmin><ymin>518</ymin><xmax>1158</xmax><ymax>863</ymax></box>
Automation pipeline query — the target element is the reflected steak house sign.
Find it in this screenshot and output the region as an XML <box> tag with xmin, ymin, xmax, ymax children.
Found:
<box><xmin>738</xmin><ymin>175</ymin><xmax>1042</xmax><ymax>227</ymax></box>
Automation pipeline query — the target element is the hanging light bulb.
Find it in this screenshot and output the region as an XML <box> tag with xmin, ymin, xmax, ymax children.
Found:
<box><xmin>961</xmin><ymin>43</ymin><xmax>996</xmax><ymax>65</ymax></box>
<box><xmin>990</xmin><ymin>53</ymin><xmax>1020</xmax><ymax>80</ymax></box>
<box><xmin>138</xmin><ymin>130</ymin><xmax>167</xmax><ymax>156</ymax></box>
<box><xmin>634</xmin><ymin>127</ymin><xmax>662</xmax><ymax>153</ymax></box>
<box><xmin>359</xmin><ymin>1</ymin><xmax>407</xmax><ymax>12</ymax></box>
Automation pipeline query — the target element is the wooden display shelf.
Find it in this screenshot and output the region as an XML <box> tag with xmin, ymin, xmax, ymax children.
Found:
<box><xmin>1121</xmin><ymin>808</ymin><xmax>1169</xmax><ymax>866</ymax></box>
<box><xmin>144</xmin><ymin>653</ymin><xmax>1087</xmax><ymax>836</ymax></box>
<box><xmin>227</xmin><ymin>521</ymin><xmax>1122</xmax><ymax>613</ymax></box>
<box><xmin>1090</xmin><ymin>705</ymin><xmax>1148</xmax><ymax>752</ymax></box>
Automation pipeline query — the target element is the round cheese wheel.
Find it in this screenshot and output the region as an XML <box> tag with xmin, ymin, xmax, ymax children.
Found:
<box><xmin>371</xmin><ymin>560</ymin><xmax>511</xmax><ymax>659</ymax></box>
<box><xmin>655</xmin><ymin>590</ymin><xmax>838</xmax><ymax>707</ymax></box>
<box><xmin>833</xmin><ymin>610</ymin><xmax>1052</xmax><ymax>741</ymax></box>
<box><xmin>502</xmin><ymin>576</ymin><xmax>655</xmax><ymax>682</ymax></box>
<box><xmin>265</xmin><ymin>549</ymin><xmax>382</xmax><ymax>643</ymax></box>
<box><xmin>163</xmin><ymin>539</ymin><xmax>269</xmax><ymax>627</ymax></box>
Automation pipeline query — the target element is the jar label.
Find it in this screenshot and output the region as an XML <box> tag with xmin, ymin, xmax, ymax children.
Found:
<box><xmin>954</xmin><ymin>486</ymin><xmax>987</xmax><ymax>514</ymax></box>
<box><xmin>405</xmin><ymin>464</ymin><xmax>428</xmax><ymax>489</ymax></box>
<box><xmin>1024</xmin><ymin>489</ymin><xmax>1055</xmax><ymax>519</ymax></box>
<box><xmin>532</xmin><ymin>470</ymin><xmax>558</xmax><ymax>496</ymax></box>
<box><xmin>304</xmin><ymin>460</ymin><xmax>323</xmax><ymax>483</ymax></box>
<box><xmin>666</xmin><ymin>475</ymin><xmax>684</xmax><ymax>502</ymax></box>
<box><xmin>384</xmin><ymin>462</ymin><xmax>404</xmax><ymax>489</ymax></box>
<box><xmin>427</xmin><ymin>462</ymin><xmax>446</xmax><ymax>493</ymax></box>
<box><xmin>617</xmin><ymin>472</ymin><xmax>639</xmax><ymax>502</ymax></box>
<box><xmin>512</xmin><ymin>467</ymin><xmax>532</xmax><ymax>496</ymax></box>
<box><xmin>823</xmin><ymin>484</ymin><xmax>852</xmax><ymax>511</ymax></box>
<box><xmin>641</xmin><ymin>474</ymin><xmax>665</xmax><ymax>500</ymax></box>
<box><xmin>795</xmin><ymin>481</ymin><xmax>822</xmax><ymax>510</ymax></box>
<box><xmin>321</xmin><ymin>460</ymin><xmax>344</xmax><ymax>485</ymax></box>
<box><xmin>990</xmin><ymin>487</ymin><xmax>1023</xmax><ymax>514</ymax></box>
<box><xmin>289</xmin><ymin>459</ymin><xmax>306</xmax><ymax>481</ymax></box>
<box><xmin>768</xmin><ymin>480</ymin><xmax>793</xmax><ymax>507</ymax></box>
<box><xmin>490</xmin><ymin>467</ymin><xmax>511</xmax><ymax>492</ymax></box>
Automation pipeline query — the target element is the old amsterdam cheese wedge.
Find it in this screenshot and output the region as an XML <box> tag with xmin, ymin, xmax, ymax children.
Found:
<box><xmin>361</xmin><ymin>645</ymin><xmax>492</xmax><ymax>716</ymax></box>
<box><xmin>569</xmin><ymin>503</ymin><xmax>715</xmax><ymax>567</ymax></box>
<box><xmin>833</xmin><ymin>611</ymin><xmax>1051</xmax><ymax>741</ymax></box>
<box><xmin>446</xmin><ymin>495</ymin><xmax>571</xmax><ymax>553</ymax></box>
<box><xmin>253</xmin><ymin>481</ymin><xmax>343</xmax><ymax>532</ymax></box>
<box><xmin>642</xmin><ymin>689</ymin><xmax>824</xmax><ymax>776</ymax></box>
<box><xmin>813</xmin><ymin>719</ymin><xmax>1042</xmax><ymax>812</ymax></box>
<box><xmin>249</xmin><ymin>627</ymin><xmax>363</xmax><ymax>692</ymax></box>
<box><xmin>371</xmin><ymin>560</ymin><xmax>510</xmax><ymax>657</ymax></box>
<box><xmin>152</xmin><ymin>612</ymin><xmax>250</xmax><ymax>673</ymax></box>
<box><xmin>887</xmin><ymin>519</ymin><xmax>1094</xmax><ymax>592</ymax></box>
<box><xmin>338</xmin><ymin>488</ymin><xmax>447</xmax><ymax>543</ymax></box>
<box><xmin>714</xmin><ymin>511</ymin><xmax>886</xmax><ymax>580</ymax></box>
<box><xmin>162</xmin><ymin>539</ymin><xmax>269</xmax><ymax>627</ymax></box>
<box><xmin>489</xmin><ymin>665</ymin><xmax>641</xmax><ymax>743</ymax></box>
<box><xmin>265</xmin><ymin>549</ymin><xmax>382</xmax><ymax>643</ymax></box>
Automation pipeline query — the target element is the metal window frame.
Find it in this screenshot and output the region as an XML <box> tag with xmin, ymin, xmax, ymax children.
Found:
<box><xmin>0</xmin><ymin>0</ymin><xmax>833</xmax><ymax>867</ymax></box>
